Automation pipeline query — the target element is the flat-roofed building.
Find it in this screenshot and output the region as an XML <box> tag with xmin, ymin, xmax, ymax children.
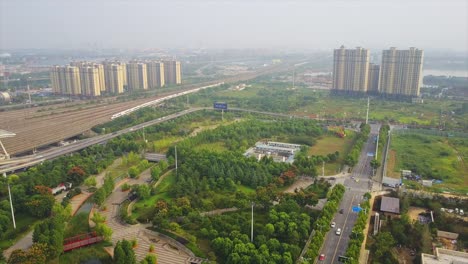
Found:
<box><xmin>379</xmin><ymin>47</ymin><xmax>424</xmax><ymax>97</ymax></box>
<box><xmin>163</xmin><ymin>60</ymin><xmax>181</xmax><ymax>85</ymax></box>
<box><xmin>104</xmin><ymin>63</ymin><xmax>125</xmax><ymax>94</ymax></box>
<box><xmin>50</xmin><ymin>65</ymin><xmax>61</xmax><ymax>94</ymax></box>
<box><xmin>380</xmin><ymin>196</ymin><xmax>400</xmax><ymax>214</ymax></box>
<box><xmin>79</xmin><ymin>66</ymin><xmax>101</xmax><ymax>97</ymax></box>
<box><xmin>147</xmin><ymin>61</ymin><xmax>165</xmax><ymax>88</ymax></box>
<box><xmin>421</xmin><ymin>248</ymin><xmax>468</xmax><ymax>264</ymax></box>
<box><xmin>367</xmin><ymin>63</ymin><xmax>380</xmax><ymax>93</ymax></box>
<box><xmin>127</xmin><ymin>62</ymin><xmax>148</xmax><ymax>91</ymax></box>
<box><xmin>332</xmin><ymin>46</ymin><xmax>370</xmax><ymax>93</ymax></box>
<box><xmin>65</xmin><ymin>66</ymin><xmax>81</xmax><ymax>95</ymax></box>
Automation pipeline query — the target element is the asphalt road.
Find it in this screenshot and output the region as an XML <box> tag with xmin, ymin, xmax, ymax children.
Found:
<box><xmin>0</xmin><ymin>108</ymin><xmax>203</xmax><ymax>174</ymax></box>
<box><xmin>318</xmin><ymin>123</ymin><xmax>380</xmax><ymax>264</ymax></box>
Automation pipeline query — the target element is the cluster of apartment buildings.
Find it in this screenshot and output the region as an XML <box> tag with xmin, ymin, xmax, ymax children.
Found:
<box><xmin>50</xmin><ymin>60</ymin><xmax>181</xmax><ymax>97</ymax></box>
<box><xmin>333</xmin><ymin>46</ymin><xmax>424</xmax><ymax>97</ymax></box>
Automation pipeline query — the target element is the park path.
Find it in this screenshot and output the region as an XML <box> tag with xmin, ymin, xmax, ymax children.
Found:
<box><xmin>2</xmin><ymin>189</ymin><xmax>92</xmax><ymax>259</ymax></box>
<box><xmin>93</xmin><ymin>167</ymin><xmax>195</xmax><ymax>263</ymax></box>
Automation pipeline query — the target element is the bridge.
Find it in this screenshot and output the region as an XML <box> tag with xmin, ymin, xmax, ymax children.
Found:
<box><xmin>63</xmin><ymin>232</ymin><xmax>103</xmax><ymax>252</ymax></box>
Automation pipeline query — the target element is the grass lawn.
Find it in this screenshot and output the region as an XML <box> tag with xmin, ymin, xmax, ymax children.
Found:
<box><xmin>388</xmin><ymin>133</ymin><xmax>468</xmax><ymax>194</ymax></box>
<box><xmin>0</xmin><ymin>213</ymin><xmax>40</xmax><ymax>251</ymax></box>
<box><xmin>131</xmin><ymin>172</ymin><xmax>176</xmax><ymax>219</ymax></box>
<box><xmin>193</xmin><ymin>142</ymin><xmax>227</xmax><ymax>152</ymax></box>
<box><xmin>64</xmin><ymin>212</ymin><xmax>91</xmax><ymax>238</ymax></box>
<box><xmin>308</xmin><ymin>130</ymin><xmax>356</xmax><ymax>175</ymax></box>
<box><xmin>236</xmin><ymin>184</ymin><xmax>256</xmax><ymax>195</ymax></box>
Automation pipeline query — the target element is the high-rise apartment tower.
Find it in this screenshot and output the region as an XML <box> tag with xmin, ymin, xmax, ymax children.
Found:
<box><xmin>367</xmin><ymin>63</ymin><xmax>380</xmax><ymax>93</ymax></box>
<box><xmin>147</xmin><ymin>62</ymin><xmax>165</xmax><ymax>88</ymax></box>
<box><xmin>333</xmin><ymin>46</ymin><xmax>370</xmax><ymax>92</ymax></box>
<box><xmin>104</xmin><ymin>63</ymin><xmax>125</xmax><ymax>94</ymax></box>
<box><xmin>127</xmin><ymin>62</ymin><xmax>148</xmax><ymax>90</ymax></box>
<box><xmin>379</xmin><ymin>47</ymin><xmax>424</xmax><ymax>97</ymax></box>
<box><xmin>163</xmin><ymin>60</ymin><xmax>181</xmax><ymax>85</ymax></box>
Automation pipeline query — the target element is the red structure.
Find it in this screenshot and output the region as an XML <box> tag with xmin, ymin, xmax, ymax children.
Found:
<box><xmin>63</xmin><ymin>232</ymin><xmax>103</xmax><ymax>252</ymax></box>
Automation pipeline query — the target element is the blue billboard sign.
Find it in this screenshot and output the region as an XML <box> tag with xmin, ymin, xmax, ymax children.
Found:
<box><xmin>214</xmin><ymin>102</ymin><xmax>228</xmax><ymax>110</ymax></box>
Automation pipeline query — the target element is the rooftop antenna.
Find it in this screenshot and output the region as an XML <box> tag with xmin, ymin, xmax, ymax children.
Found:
<box><xmin>365</xmin><ymin>97</ymin><xmax>370</xmax><ymax>124</ymax></box>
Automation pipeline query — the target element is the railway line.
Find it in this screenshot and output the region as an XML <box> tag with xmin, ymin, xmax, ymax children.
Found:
<box><xmin>0</xmin><ymin>62</ymin><xmax>293</xmax><ymax>156</ymax></box>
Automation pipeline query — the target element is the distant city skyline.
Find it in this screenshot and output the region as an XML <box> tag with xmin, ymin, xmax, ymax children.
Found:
<box><xmin>0</xmin><ymin>0</ymin><xmax>467</xmax><ymax>51</ymax></box>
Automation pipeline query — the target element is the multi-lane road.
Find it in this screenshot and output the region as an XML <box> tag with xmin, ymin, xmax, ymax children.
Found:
<box><xmin>0</xmin><ymin>108</ymin><xmax>203</xmax><ymax>174</ymax></box>
<box><xmin>318</xmin><ymin>123</ymin><xmax>380</xmax><ymax>264</ymax></box>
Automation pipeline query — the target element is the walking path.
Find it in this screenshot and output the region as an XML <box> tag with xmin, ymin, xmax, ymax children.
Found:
<box><xmin>2</xmin><ymin>189</ymin><xmax>92</xmax><ymax>259</ymax></box>
<box><xmin>93</xmin><ymin>167</ymin><xmax>194</xmax><ymax>263</ymax></box>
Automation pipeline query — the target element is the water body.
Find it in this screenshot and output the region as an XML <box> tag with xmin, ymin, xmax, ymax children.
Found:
<box><xmin>423</xmin><ymin>69</ymin><xmax>468</xmax><ymax>78</ymax></box>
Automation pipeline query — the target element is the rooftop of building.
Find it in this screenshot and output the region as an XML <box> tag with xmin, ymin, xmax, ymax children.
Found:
<box><xmin>380</xmin><ymin>196</ymin><xmax>400</xmax><ymax>214</ymax></box>
<box><xmin>421</xmin><ymin>248</ymin><xmax>468</xmax><ymax>264</ymax></box>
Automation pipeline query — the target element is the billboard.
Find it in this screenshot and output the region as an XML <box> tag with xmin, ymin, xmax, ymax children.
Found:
<box><xmin>213</xmin><ymin>102</ymin><xmax>228</xmax><ymax>110</ymax></box>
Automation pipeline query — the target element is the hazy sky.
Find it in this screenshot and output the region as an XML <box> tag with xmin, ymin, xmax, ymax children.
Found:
<box><xmin>1</xmin><ymin>0</ymin><xmax>467</xmax><ymax>51</ymax></box>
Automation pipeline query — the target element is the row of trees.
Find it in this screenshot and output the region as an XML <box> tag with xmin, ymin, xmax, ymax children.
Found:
<box><xmin>93</xmin><ymin>175</ymin><xmax>115</xmax><ymax>206</ymax></box>
<box><xmin>113</xmin><ymin>239</ymin><xmax>157</xmax><ymax>264</ymax></box>
<box><xmin>304</xmin><ymin>184</ymin><xmax>346</xmax><ymax>261</ymax></box>
<box><xmin>345</xmin><ymin>124</ymin><xmax>371</xmax><ymax>166</ymax></box>
<box><xmin>169</xmin><ymin>151</ymin><xmax>291</xmax><ymax>198</ymax></box>
<box><xmin>171</xmin><ymin>118</ymin><xmax>323</xmax><ymax>155</ymax></box>
<box><xmin>344</xmin><ymin>193</ymin><xmax>371</xmax><ymax>263</ymax></box>
<box><xmin>8</xmin><ymin>204</ymin><xmax>70</xmax><ymax>264</ymax></box>
<box><xmin>207</xmin><ymin>198</ymin><xmax>312</xmax><ymax>263</ymax></box>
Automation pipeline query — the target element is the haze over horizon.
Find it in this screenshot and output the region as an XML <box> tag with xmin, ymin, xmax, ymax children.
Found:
<box><xmin>0</xmin><ymin>0</ymin><xmax>467</xmax><ymax>52</ymax></box>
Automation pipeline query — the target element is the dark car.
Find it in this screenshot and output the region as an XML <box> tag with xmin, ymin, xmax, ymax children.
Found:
<box><xmin>339</xmin><ymin>209</ymin><xmax>344</xmax><ymax>214</ymax></box>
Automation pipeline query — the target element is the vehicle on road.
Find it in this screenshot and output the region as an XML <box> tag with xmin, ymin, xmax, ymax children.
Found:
<box><xmin>339</xmin><ymin>209</ymin><xmax>344</xmax><ymax>214</ymax></box>
<box><xmin>336</xmin><ymin>228</ymin><xmax>341</xmax><ymax>235</ymax></box>
<box><xmin>319</xmin><ymin>254</ymin><xmax>326</xmax><ymax>261</ymax></box>
<box><xmin>330</xmin><ymin>222</ymin><xmax>336</xmax><ymax>228</ymax></box>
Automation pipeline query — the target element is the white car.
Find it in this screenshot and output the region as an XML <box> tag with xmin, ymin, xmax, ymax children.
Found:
<box><xmin>330</xmin><ymin>222</ymin><xmax>336</xmax><ymax>228</ymax></box>
<box><xmin>336</xmin><ymin>228</ymin><xmax>341</xmax><ymax>235</ymax></box>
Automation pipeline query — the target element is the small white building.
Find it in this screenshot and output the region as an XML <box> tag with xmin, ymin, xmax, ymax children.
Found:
<box><xmin>422</xmin><ymin>180</ymin><xmax>433</xmax><ymax>187</ymax></box>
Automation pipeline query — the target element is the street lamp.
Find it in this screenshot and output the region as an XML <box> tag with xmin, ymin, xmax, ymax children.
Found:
<box><xmin>0</xmin><ymin>129</ymin><xmax>17</xmax><ymax>229</ymax></box>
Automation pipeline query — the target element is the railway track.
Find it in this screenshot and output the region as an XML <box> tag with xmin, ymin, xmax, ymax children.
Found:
<box><xmin>0</xmin><ymin>62</ymin><xmax>294</xmax><ymax>156</ymax></box>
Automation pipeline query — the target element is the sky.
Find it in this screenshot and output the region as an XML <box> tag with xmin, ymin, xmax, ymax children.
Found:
<box><xmin>0</xmin><ymin>0</ymin><xmax>467</xmax><ymax>51</ymax></box>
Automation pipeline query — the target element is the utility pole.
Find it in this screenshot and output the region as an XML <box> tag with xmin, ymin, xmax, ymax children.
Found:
<box><xmin>175</xmin><ymin>145</ymin><xmax>178</xmax><ymax>175</ymax></box>
<box><xmin>4</xmin><ymin>172</ymin><xmax>16</xmax><ymax>229</ymax></box>
<box><xmin>1</xmin><ymin>135</ymin><xmax>16</xmax><ymax>229</ymax></box>
<box><xmin>292</xmin><ymin>66</ymin><xmax>295</xmax><ymax>89</ymax></box>
<box><xmin>365</xmin><ymin>97</ymin><xmax>370</xmax><ymax>125</ymax></box>
<box><xmin>27</xmin><ymin>84</ymin><xmax>32</xmax><ymax>105</ymax></box>
<box><xmin>322</xmin><ymin>161</ymin><xmax>325</xmax><ymax>177</ymax></box>
<box><xmin>251</xmin><ymin>202</ymin><xmax>254</xmax><ymax>242</ymax></box>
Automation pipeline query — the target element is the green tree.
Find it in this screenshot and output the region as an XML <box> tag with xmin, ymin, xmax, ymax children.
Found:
<box><xmin>66</xmin><ymin>166</ymin><xmax>87</xmax><ymax>185</ymax></box>
<box><xmin>136</xmin><ymin>184</ymin><xmax>151</xmax><ymax>200</ymax></box>
<box><xmin>142</xmin><ymin>254</ymin><xmax>157</xmax><ymax>264</ymax></box>
<box><xmin>84</xmin><ymin>176</ymin><xmax>97</xmax><ymax>187</ymax></box>
<box><xmin>370</xmin><ymin>159</ymin><xmax>381</xmax><ymax>170</ymax></box>
<box><xmin>32</xmin><ymin>218</ymin><xmax>64</xmax><ymax>259</ymax></box>
<box><xmin>93</xmin><ymin>188</ymin><xmax>106</xmax><ymax>206</ymax></box>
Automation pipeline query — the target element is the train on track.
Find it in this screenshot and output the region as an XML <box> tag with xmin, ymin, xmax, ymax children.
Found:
<box><xmin>110</xmin><ymin>82</ymin><xmax>224</xmax><ymax>120</ymax></box>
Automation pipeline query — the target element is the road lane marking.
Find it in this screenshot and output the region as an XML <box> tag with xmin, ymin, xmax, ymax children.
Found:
<box><xmin>331</xmin><ymin>194</ymin><xmax>356</xmax><ymax>263</ymax></box>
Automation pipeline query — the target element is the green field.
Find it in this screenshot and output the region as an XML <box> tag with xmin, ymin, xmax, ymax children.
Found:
<box><xmin>191</xmin><ymin>84</ymin><xmax>465</xmax><ymax>129</ymax></box>
<box><xmin>387</xmin><ymin>133</ymin><xmax>468</xmax><ymax>193</ymax></box>
<box><xmin>308</xmin><ymin>130</ymin><xmax>356</xmax><ymax>175</ymax></box>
